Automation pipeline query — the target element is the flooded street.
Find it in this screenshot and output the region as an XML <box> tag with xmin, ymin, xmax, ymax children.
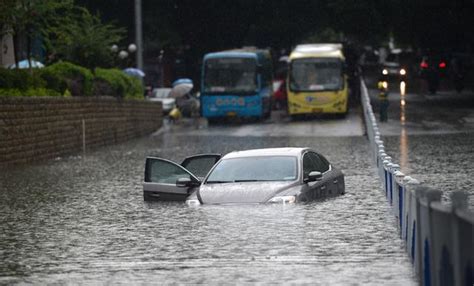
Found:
<box><xmin>367</xmin><ymin>80</ymin><xmax>474</xmax><ymax>206</ymax></box>
<box><xmin>0</xmin><ymin>108</ymin><xmax>418</xmax><ymax>285</ymax></box>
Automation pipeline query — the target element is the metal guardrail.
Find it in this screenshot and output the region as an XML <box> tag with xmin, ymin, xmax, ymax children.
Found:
<box><xmin>360</xmin><ymin>79</ymin><xmax>474</xmax><ymax>286</ymax></box>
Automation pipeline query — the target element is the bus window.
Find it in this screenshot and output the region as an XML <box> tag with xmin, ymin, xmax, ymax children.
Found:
<box><xmin>204</xmin><ymin>58</ymin><xmax>257</xmax><ymax>94</ymax></box>
<box><xmin>290</xmin><ymin>58</ymin><xmax>343</xmax><ymax>92</ymax></box>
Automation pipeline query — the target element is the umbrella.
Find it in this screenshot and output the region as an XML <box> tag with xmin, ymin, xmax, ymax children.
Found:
<box><xmin>169</xmin><ymin>78</ymin><xmax>193</xmax><ymax>98</ymax></box>
<box><xmin>123</xmin><ymin>67</ymin><xmax>145</xmax><ymax>77</ymax></box>
<box><xmin>9</xmin><ymin>59</ymin><xmax>45</xmax><ymax>69</ymax></box>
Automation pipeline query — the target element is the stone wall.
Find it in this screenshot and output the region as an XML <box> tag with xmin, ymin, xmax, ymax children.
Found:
<box><xmin>0</xmin><ymin>97</ymin><xmax>162</xmax><ymax>165</ymax></box>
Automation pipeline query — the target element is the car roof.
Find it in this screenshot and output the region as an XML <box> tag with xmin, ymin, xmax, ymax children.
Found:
<box><xmin>222</xmin><ymin>147</ymin><xmax>309</xmax><ymax>159</ymax></box>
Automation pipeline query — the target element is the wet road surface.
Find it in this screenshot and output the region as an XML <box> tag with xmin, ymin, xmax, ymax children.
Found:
<box><xmin>0</xmin><ymin>107</ymin><xmax>418</xmax><ymax>284</ymax></box>
<box><xmin>367</xmin><ymin>77</ymin><xmax>474</xmax><ymax>206</ymax></box>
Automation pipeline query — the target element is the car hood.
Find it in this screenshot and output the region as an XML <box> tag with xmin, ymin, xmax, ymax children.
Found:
<box><xmin>198</xmin><ymin>181</ymin><xmax>296</xmax><ymax>204</ymax></box>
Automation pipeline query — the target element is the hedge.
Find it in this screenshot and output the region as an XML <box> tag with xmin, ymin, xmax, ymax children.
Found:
<box><xmin>42</xmin><ymin>62</ymin><xmax>94</xmax><ymax>96</ymax></box>
<box><xmin>0</xmin><ymin>62</ymin><xmax>144</xmax><ymax>98</ymax></box>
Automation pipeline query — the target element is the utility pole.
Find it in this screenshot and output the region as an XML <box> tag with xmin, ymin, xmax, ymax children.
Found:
<box><xmin>135</xmin><ymin>0</ymin><xmax>143</xmax><ymax>70</ymax></box>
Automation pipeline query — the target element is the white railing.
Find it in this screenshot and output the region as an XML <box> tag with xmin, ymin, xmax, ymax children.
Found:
<box><xmin>360</xmin><ymin>79</ymin><xmax>474</xmax><ymax>286</ymax></box>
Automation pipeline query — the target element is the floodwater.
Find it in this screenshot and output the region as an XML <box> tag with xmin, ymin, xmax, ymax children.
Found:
<box><xmin>368</xmin><ymin>84</ymin><xmax>474</xmax><ymax>207</ymax></box>
<box><xmin>0</xmin><ymin>122</ymin><xmax>417</xmax><ymax>284</ymax></box>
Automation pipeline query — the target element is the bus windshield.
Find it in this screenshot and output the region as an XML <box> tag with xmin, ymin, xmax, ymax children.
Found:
<box><xmin>204</xmin><ymin>57</ymin><xmax>258</xmax><ymax>94</ymax></box>
<box><xmin>290</xmin><ymin>58</ymin><xmax>343</xmax><ymax>92</ymax></box>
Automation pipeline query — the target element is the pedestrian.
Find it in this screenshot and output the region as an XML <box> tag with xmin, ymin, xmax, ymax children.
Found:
<box><xmin>377</xmin><ymin>80</ymin><xmax>389</xmax><ymax>122</ymax></box>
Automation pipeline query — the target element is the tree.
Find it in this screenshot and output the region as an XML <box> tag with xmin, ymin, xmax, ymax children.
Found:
<box><xmin>1</xmin><ymin>0</ymin><xmax>73</xmax><ymax>71</ymax></box>
<box><xmin>44</xmin><ymin>7</ymin><xmax>125</xmax><ymax>69</ymax></box>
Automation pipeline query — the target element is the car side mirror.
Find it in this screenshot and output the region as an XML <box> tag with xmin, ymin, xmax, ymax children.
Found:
<box><xmin>176</xmin><ymin>177</ymin><xmax>200</xmax><ymax>188</ymax></box>
<box><xmin>304</xmin><ymin>171</ymin><xmax>323</xmax><ymax>183</ymax></box>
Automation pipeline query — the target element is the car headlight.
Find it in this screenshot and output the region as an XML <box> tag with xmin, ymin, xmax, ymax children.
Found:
<box><xmin>268</xmin><ymin>195</ymin><xmax>296</xmax><ymax>204</ymax></box>
<box><xmin>185</xmin><ymin>199</ymin><xmax>201</xmax><ymax>206</ymax></box>
<box><xmin>382</xmin><ymin>69</ymin><xmax>388</xmax><ymax>75</ymax></box>
<box><xmin>399</xmin><ymin>68</ymin><xmax>406</xmax><ymax>76</ymax></box>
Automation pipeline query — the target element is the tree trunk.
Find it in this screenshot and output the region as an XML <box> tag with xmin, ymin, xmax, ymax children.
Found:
<box><xmin>13</xmin><ymin>32</ymin><xmax>20</xmax><ymax>69</ymax></box>
<box><xmin>26</xmin><ymin>29</ymin><xmax>32</xmax><ymax>74</ymax></box>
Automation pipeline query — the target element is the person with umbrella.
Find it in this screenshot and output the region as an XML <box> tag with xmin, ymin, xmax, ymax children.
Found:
<box><xmin>168</xmin><ymin>78</ymin><xmax>199</xmax><ymax>121</ymax></box>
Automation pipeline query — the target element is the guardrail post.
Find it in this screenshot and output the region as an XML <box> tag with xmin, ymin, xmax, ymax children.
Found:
<box><xmin>417</xmin><ymin>187</ymin><xmax>442</xmax><ymax>286</ymax></box>
<box><xmin>386</xmin><ymin>162</ymin><xmax>395</xmax><ymax>205</ymax></box>
<box><xmin>383</xmin><ymin>159</ymin><xmax>390</xmax><ymax>197</ymax></box>
<box><xmin>406</xmin><ymin>178</ymin><xmax>420</xmax><ymax>267</ymax></box>
<box><xmin>393</xmin><ymin>170</ymin><xmax>404</xmax><ymax>233</ymax></box>
<box><xmin>451</xmin><ymin>191</ymin><xmax>473</xmax><ymax>286</ymax></box>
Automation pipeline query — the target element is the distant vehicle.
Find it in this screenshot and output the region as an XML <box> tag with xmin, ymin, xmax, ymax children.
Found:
<box><xmin>419</xmin><ymin>51</ymin><xmax>474</xmax><ymax>94</ymax></box>
<box><xmin>381</xmin><ymin>49</ymin><xmax>416</xmax><ymax>82</ymax></box>
<box><xmin>287</xmin><ymin>43</ymin><xmax>349</xmax><ymax>117</ymax></box>
<box><xmin>200</xmin><ymin>48</ymin><xmax>273</xmax><ymax>122</ymax></box>
<box><xmin>143</xmin><ymin>147</ymin><xmax>345</xmax><ymax>204</ymax></box>
<box><xmin>418</xmin><ymin>53</ymin><xmax>449</xmax><ymax>94</ymax></box>
<box><xmin>147</xmin><ymin>88</ymin><xmax>175</xmax><ymax>114</ymax></box>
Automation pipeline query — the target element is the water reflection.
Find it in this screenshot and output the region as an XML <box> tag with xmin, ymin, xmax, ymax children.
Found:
<box><xmin>398</xmin><ymin>81</ymin><xmax>409</xmax><ymax>172</ymax></box>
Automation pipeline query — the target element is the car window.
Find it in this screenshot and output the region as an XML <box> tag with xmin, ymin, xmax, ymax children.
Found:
<box><xmin>147</xmin><ymin>159</ymin><xmax>191</xmax><ymax>184</ymax></box>
<box><xmin>304</xmin><ymin>152</ymin><xmax>329</xmax><ymax>175</ymax></box>
<box><xmin>313</xmin><ymin>153</ymin><xmax>330</xmax><ymax>172</ymax></box>
<box><xmin>182</xmin><ymin>156</ymin><xmax>219</xmax><ymax>178</ymax></box>
<box><xmin>303</xmin><ymin>153</ymin><xmax>318</xmax><ymax>178</ymax></box>
<box><xmin>207</xmin><ymin>156</ymin><xmax>297</xmax><ymax>182</ymax></box>
<box><xmin>152</xmin><ymin>88</ymin><xmax>172</xmax><ymax>98</ymax></box>
<box><xmin>386</xmin><ymin>53</ymin><xmax>398</xmax><ymax>62</ymax></box>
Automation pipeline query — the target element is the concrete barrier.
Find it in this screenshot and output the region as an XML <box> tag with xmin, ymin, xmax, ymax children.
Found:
<box><xmin>360</xmin><ymin>79</ymin><xmax>474</xmax><ymax>286</ymax></box>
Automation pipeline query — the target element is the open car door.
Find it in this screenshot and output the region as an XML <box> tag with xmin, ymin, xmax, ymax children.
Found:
<box><xmin>181</xmin><ymin>154</ymin><xmax>221</xmax><ymax>180</ymax></box>
<box><xmin>143</xmin><ymin>154</ymin><xmax>221</xmax><ymax>201</ymax></box>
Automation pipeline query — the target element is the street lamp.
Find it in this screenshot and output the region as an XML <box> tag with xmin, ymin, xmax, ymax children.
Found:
<box><xmin>111</xmin><ymin>43</ymin><xmax>137</xmax><ymax>67</ymax></box>
<box><xmin>128</xmin><ymin>44</ymin><xmax>137</xmax><ymax>53</ymax></box>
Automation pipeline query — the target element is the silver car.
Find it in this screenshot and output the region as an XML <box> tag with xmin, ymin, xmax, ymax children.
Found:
<box><xmin>143</xmin><ymin>147</ymin><xmax>345</xmax><ymax>204</ymax></box>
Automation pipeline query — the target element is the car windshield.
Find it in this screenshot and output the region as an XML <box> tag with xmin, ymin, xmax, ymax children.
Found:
<box><xmin>206</xmin><ymin>156</ymin><xmax>297</xmax><ymax>183</ymax></box>
<box><xmin>152</xmin><ymin>88</ymin><xmax>172</xmax><ymax>98</ymax></box>
<box><xmin>290</xmin><ymin>58</ymin><xmax>343</xmax><ymax>91</ymax></box>
<box><xmin>385</xmin><ymin>53</ymin><xmax>399</xmax><ymax>62</ymax></box>
<box><xmin>204</xmin><ymin>57</ymin><xmax>258</xmax><ymax>94</ymax></box>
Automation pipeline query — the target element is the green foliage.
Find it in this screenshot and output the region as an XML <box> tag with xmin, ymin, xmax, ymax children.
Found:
<box><xmin>123</xmin><ymin>76</ymin><xmax>144</xmax><ymax>99</ymax></box>
<box><xmin>0</xmin><ymin>88</ymin><xmax>23</xmax><ymax>97</ymax></box>
<box><xmin>44</xmin><ymin>62</ymin><xmax>94</xmax><ymax>96</ymax></box>
<box><xmin>0</xmin><ymin>63</ymin><xmax>140</xmax><ymax>98</ymax></box>
<box><xmin>93</xmin><ymin>68</ymin><xmax>128</xmax><ymax>97</ymax></box>
<box><xmin>0</xmin><ymin>87</ymin><xmax>64</xmax><ymax>97</ymax></box>
<box><xmin>92</xmin><ymin>68</ymin><xmax>144</xmax><ymax>98</ymax></box>
<box><xmin>37</xmin><ymin>67</ymin><xmax>67</xmax><ymax>94</ymax></box>
<box><xmin>44</xmin><ymin>7</ymin><xmax>125</xmax><ymax>69</ymax></box>
<box><xmin>0</xmin><ymin>68</ymin><xmax>45</xmax><ymax>90</ymax></box>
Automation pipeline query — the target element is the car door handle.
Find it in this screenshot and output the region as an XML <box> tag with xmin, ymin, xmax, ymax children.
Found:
<box><xmin>333</xmin><ymin>179</ymin><xmax>338</xmax><ymax>184</ymax></box>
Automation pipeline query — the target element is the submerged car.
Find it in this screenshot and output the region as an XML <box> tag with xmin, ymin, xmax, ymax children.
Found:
<box><xmin>143</xmin><ymin>147</ymin><xmax>345</xmax><ymax>204</ymax></box>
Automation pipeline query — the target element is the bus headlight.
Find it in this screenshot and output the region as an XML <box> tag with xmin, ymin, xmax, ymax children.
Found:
<box><xmin>399</xmin><ymin>69</ymin><xmax>406</xmax><ymax>76</ymax></box>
